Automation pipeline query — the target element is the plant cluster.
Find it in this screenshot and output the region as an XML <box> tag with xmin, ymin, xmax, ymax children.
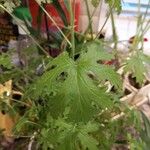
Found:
<box><xmin>0</xmin><ymin>0</ymin><xmax>150</xmax><ymax>149</ymax></box>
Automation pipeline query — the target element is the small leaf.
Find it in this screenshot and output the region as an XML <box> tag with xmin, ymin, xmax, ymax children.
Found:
<box><xmin>82</xmin><ymin>41</ymin><xmax>114</xmax><ymax>62</ymax></box>
<box><xmin>78</xmin><ymin>132</ymin><xmax>99</xmax><ymax>150</ymax></box>
<box><xmin>0</xmin><ymin>53</ymin><xmax>13</xmax><ymax>69</ymax></box>
<box><xmin>124</xmin><ymin>52</ymin><xmax>148</xmax><ymax>84</ymax></box>
<box><xmin>80</xmin><ymin>121</ymin><xmax>99</xmax><ymax>133</ymax></box>
<box><xmin>90</xmin><ymin>64</ymin><xmax>122</xmax><ymax>90</ymax></box>
<box><xmin>105</xmin><ymin>0</ymin><xmax>122</xmax><ymax>13</ymax></box>
<box><xmin>91</xmin><ymin>0</ymin><xmax>100</xmax><ymax>7</ymax></box>
<box><xmin>140</xmin><ymin>112</ymin><xmax>150</xmax><ymax>150</ymax></box>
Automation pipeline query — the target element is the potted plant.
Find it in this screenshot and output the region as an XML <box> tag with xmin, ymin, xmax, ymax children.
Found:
<box><xmin>0</xmin><ymin>0</ymin><xmax>150</xmax><ymax>149</ymax></box>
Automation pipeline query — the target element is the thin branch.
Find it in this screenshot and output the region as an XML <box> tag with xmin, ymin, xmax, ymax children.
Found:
<box><xmin>69</xmin><ymin>0</ymin><xmax>75</xmax><ymax>59</ymax></box>
<box><xmin>84</xmin><ymin>0</ymin><xmax>93</xmax><ymax>39</ymax></box>
<box><xmin>28</xmin><ymin>132</ymin><xmax>37</xmax><ymax>150</ymax></box>
<box><xmin>112</xmin><ymin>96</ymin><xmax>149</xmax><ymax>121</ymax></box>
<box><xmin>95</xmin><ymin>12</ymin><xmax>110</xmax><ymax>39</ymax></box>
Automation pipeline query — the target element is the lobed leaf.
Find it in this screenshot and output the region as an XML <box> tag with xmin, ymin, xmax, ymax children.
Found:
<box><xmin>29</xmin><ymin>41</ymin><xmax>121</xmax><ymax>122</ymax></box>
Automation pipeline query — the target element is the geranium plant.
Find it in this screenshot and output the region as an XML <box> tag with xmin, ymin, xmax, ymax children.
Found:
<box><xmin>0</xmin><ymin>0</ymin><xmax>150</xmax><ymax>149</ymax></box>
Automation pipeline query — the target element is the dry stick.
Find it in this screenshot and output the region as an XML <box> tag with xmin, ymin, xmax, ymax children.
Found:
<box><xmin>120</xmin><ymin>92</ymin><xmax>135</xmax><ymax>102</ymax></box>
<box><xmin>112</xmin><ymin>96</ymin><xmax>149</xmax><ymax>121</ymax></box>
<box><xmin>125</xmin><ymin>82</ymin><xmax>138</xmax><ymax>93</ymax></box>
<box><xmin>28</xmin><ymin>132</ymin><xmax>37</xmax><ymax>150</ymax></box>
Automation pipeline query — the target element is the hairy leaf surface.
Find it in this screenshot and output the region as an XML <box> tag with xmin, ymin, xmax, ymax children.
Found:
<box><xmin>29</xmin><ymin>41</ymin><xmax>122</xmax><ymax>122</ymax></box>
<box><xmin>0</xmin><ymin>53</ymin><xmax>13</xmax><ymax>69</ymax></box>
<box><xmin>125</xmin><ymin>52</ymin><xmax>150</xmax><ymax>84</ymax></box>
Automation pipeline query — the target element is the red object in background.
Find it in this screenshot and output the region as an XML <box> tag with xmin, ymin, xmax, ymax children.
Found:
<box><xmin>28</xmin><ymin>0</ymin><xmax>80</xmax><ymax>31</ymax></box>
<box><xmin>103</xmin><ymin>59</ymin><xmax>118</xmax><ymax>66</ymax></box>
<box><xmin>129</xmin><ymin>36</ymin><xmax>148</xmax><ymax>44</ymax></box>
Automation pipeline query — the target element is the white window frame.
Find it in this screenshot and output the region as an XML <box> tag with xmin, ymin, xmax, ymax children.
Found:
<box><xmin>121</xmin><ymin>0</ymin><xmax>150</xmax><ymax>17</ymax></box>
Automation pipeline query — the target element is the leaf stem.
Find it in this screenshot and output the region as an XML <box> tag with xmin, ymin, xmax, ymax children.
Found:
<box><xmin>84</xmin><ymin>0</ymin><xmax>93</xmax><ymax>39</ymax></box>
<box><xmin>69</xmin><ymin>0</ymin><xmax>75</xmax><ymax>59</ymax></box>
<box><xmin>84</xmin><ymin>5</ymin><xmax>98</xmax><ymax>35</ymax></box>
<box><xmin>95</xmin><ymin>12</ymin><xmax>110</xmax><ymax>39</ymax></box>
<box><xmin>110</xmin><ymin>6</ymin><xmax>118</xmax><ymax>51</ymax></box>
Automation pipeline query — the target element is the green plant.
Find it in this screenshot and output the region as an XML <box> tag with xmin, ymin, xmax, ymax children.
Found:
<box><xmin>0</xmin><ymin>0</ymin><xmax>150</xmax><ymax>149</ymax></box>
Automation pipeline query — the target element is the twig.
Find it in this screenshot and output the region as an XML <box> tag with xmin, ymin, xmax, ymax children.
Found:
<box><xmin>84</xmin><ymin>0</ymin><xmax>93</xmax><ymax>39</ymax></box>
<box><xmin>95</xmin><ymin>12</ymin><xmax>110</xmax><ymax>39</ymax></box>
<box><xmin>124</xmin><ymin>82</ymin><xmax>138</xmax><ymax>93</ymax></box>
<box><xmin>112</xmin><ymin>97</ymin><xmax>148</xmax><ymax>121</ymax></box>
<box><xmin>28</xmin><ymin>132</ymin><xmax>37</xmax><ymax>150</ymax></box>
<box><xmin>120</xmin><ymin>92</ymin><xmax>135</xmax><ymax>102</ymax></box>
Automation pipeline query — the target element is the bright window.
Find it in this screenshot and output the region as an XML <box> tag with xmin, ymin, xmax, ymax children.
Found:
<box><xmin>121</xmin><ymin>0</ymin><xmax>150</xmax><ymax>17</ymax></box>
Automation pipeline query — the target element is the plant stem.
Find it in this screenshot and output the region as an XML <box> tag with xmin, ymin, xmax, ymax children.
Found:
<box><xmin>84</xmin><ymin>5</ymin><xmax>98</xmax><ymax>35</ymax></box>
<box><xmin>28</xmin><ymin>132</ymin><xmax>37</xmax><ymax>150</ymax></box>
<box><xmin>110</xmin><ymin>7</ymin><xmax>118</xmax><ymax>51</ymax></box>
<box><xmin>84</xmin><ymin>0</ymin><xmax>93</xmax><ymax>39</ymax></box>
<box><xmin>11</xmin><ymin>98</ymin><xmax>31</xmax><ymax>107</ymax></box>
<box><xmin>95</xmin><ymin>12</ymin><xmax>110</xmax><ymax>39</ymax></box>
<box><xmin>112</xmin><ymin>96</ymin><xmax>149</xmax><ymax>121</ymax></box>
<box><xmin>69</xmin><ymin>0</ymin><xmax>75</xmax><ymax>59</ymax></box>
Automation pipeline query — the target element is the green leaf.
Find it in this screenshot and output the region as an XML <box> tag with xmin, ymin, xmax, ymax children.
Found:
<box><xmin>40</xmin><ymin>119</ymin><xmax>100</xmax><ymax>150</ymax></box>
<box><xmin>78</xmin><ymin>122</ymin><xmax>100</xmax><ymax>149</ymax></box>
<box><xmin>29</xmin><ymin>41</ymin><xmax>121</xmax><ymax>122</ymax></box>
<box><xmin>82</xmin><ymin>40</ymin><xmax>114</xmax><ymax>62</ymax></box>
<box><xmin>13</xmin><ymin>6</ymin><xmax>32</xmax><ymax>21</ymax></box>
<box><xmin>13</xmin><ymin>117</ymin><xmax>29</xmax><ymax>133</ymax></box>
<box><xmin>78</xmin><ymin>132</ymin><xmax>99</xmax><ymax>150</ymax></box>
<box><xmin>140</xmin><ymin>112</ymin><xmax>150</xmax><ymax>150</ymax></box>
<box><xmin>91</xmin><ymin>0</ymin><xmax>100</xmax><ymax>7</ymax></box>
<box><xmin>57</xmin><ymin>131</ymin><xmax>77</xmax><ymax>150</ymax></box>
<box><xmin>80</xmin><ymin>41</ymin><xmax>122</xmax><ymax>89</ymax></box>
<box><xmin>93</xmin><ymin>65</ymin><xmax>122</xmax><ymax>89</ymax></box>
<box><xmin>80</xmin><ymin>121</ymin><xmax>99</xmax><ymax>134</ymax></box>
<box><xmin>140</xmin><ymin>53</ymin><xmax>150</xmax><ymax>64</ymax></box>
<box><xmin>0</xmin><ymin>53</ymin><xmax>13</xmax><ymax>69</ymax></box>
<box><xmin>124</xmin><ymin>52</ymin><xmax>149</xmax><ymax>84</ymax></box>
<box><xmin>105</xmin><ymin>0</ymin><xmax>122</xmax><ymax>13</ymax></box>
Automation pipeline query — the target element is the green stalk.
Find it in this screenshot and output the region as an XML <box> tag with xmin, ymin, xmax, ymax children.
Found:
<box><xmin>0</xmin><ymin>4</ymin><xmax>49</xmax><ymax>56</ymax></box>
<box><xmin>84</xmin><ymin>6</ymin><xmax>98</xmax><ymax>35</ymax></box>
<box><xmin>141</xmin><ymin>0</ymin><xmax>150</xmax><ymax>24</ymax></box>
<box><xmin>131</xmin><ymin>0</ymin><xmax>149</xmax><ymax>52</ymax></box>
<box><xmin>139</xmin><ymin>0</ymin><xmax>150</xmax><ymax>51</ymax></box>
<box><xmin>109</xmin><ymin>6</ymin><xmax>118</xmax><ymax>53</ymax></box>
<box><xmin>68</xmin><ymin>0</ymin><xmax>75</xmax><ymax>59</ymax></box>
<box><xmin>141</xmin><ymin>0</ymin><xmax>150</xmax><ymax>36</ymax></box>
<box><xmin>84</xmin><ymin>0</ymin><xmax>93</xmax><ymax>39</ymax></box>
<box><xmin>34</xmin><ymin>0</ymin><xmax>72</xmax><ymax>48</ymax></box>
<box><xmin>95</xmin><ymin>12</ymin><xmax>110</xmax><ymax>39</ymax></box>
<box><xmin>95</xmin><ymin>2</ymin><xmax>117</xmax><ymax>40</ymax></box>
